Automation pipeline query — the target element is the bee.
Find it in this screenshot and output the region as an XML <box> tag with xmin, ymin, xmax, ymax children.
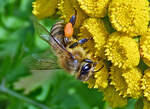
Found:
<box><xmin>50</xmin><ymin>9</ymin><xmax>77</xmax><ymax>47</ymax></box>
<box><xmin>33</xmin><ymin>14</ymin><xmax>103</xmax><ymax>81</ymax></box>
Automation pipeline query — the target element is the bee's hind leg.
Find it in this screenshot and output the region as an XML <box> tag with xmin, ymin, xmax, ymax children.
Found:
<box><xmin>69</xmin><ymin>38</ymin><xmax>90</xmax><ymax>48</ymax></box>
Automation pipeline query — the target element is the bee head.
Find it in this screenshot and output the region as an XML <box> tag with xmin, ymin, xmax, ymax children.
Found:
<box><xmin>76</xmin><ymin>59</ymin><xmax>95</xmax><ymax>81</ymax></box>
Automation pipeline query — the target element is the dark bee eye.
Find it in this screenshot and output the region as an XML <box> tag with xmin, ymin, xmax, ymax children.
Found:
<box><xmin>81</xmin><ymin>63</ymin><xmax>91</xmax><ymax>75</ymax></box>
<box><xmin>83</xmin><ymin>64</ymin><xmax>91</xmax><ymax>71</ymax></box>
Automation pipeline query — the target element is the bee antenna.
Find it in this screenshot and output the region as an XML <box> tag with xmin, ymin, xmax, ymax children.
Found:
<box><xmin>94</xmin><ymin>65</ymin><xmax>104</xmax><ymax>72</ymax></box>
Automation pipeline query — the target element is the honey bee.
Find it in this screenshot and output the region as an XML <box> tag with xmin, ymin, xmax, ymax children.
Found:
<box><xmin>33</xmin><ymin>14</ymin><xmax>103</xmax><ymax>81</ymax></box>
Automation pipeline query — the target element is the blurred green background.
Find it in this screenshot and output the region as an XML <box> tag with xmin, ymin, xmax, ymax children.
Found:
<box><xmin>0</xmin><ymin>0</ymin><xmax>136</xmax><ymax>109</ymax></box>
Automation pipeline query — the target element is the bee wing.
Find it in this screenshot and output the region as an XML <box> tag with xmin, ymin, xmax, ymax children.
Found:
<box><xmin>32</xmin><ymin>16</ymin><xmax>50</xmax><ymax>44</ymax></box>
<box><xmin>32</xmin><ymin>16</ymin><xmax>75</xmax><ymax>60</ymax></box>
<box><xmin>50</xmin><ymin>33</ymin><xmax>75</xmax><ymax>59</ymax></box>
<box><xmin>22</xmin><ymin>51</ymin><xmax>61</xmax><ymax>70</ymax></box>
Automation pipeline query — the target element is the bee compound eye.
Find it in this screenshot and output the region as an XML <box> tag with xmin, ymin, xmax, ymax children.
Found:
<box><xmin>81</xmin><ymin>63</ymin><xmax>91</xmax><ymax>75</ymax></box>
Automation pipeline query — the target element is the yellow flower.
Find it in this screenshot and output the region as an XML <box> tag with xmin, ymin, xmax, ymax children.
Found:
<box><xmin>105</xmin><ymin>32</ymin><xmax>140</xmax><ymax>69</ymax></box>
<box><xmin>77</xmin><ymin>0</ymin><xmax>110</xmax><ymax>18</ymax></box>
<box><xmin>103</xmin><ymin>86</ymin><xmax>128</xmax><ymax>108</ymax></box>
<box><xmin>108</xmin><ymin>0</ymin><xmax>149</xmax><ymax>36</ymax></box>
<box><xmin>58</xmin><ymin>0</ymin><xmax>87</xmax><ymax>28</ymax></box>
<box><xmin>110</xmin><ymin>66</ymin><xmax>128</xmax><ymax>97</ymax></box>
<box><xmin>32</xmin><ymin>0</ymin><xmax>58</xmax><ymax>19</ymax></box>
<box><xmin>79</xmin><ymin>18</ymin><xmax>109</xmax><ymax>58</ymax></box>
<box><xmin>110</xmin><ymin>66</ymin><xmax>142</xmax><ymax>98</ymax></box>
<box><xmin>122</xmin><ymin>68</ymin><xmax>142</xmax><ymax>98</ymax></box>
<box><xmin>143</xmin><ymin>98</ymin><xmax>150</xmax><ymax>109</ymax></box>
<box><xmin>140</xmin><ymin>31</ymin><xmax>150</xmax><ymax>67</ymax></box>
<box><xmin>142</xmin><ymin>68</ymin><xmax>150</xmax><ymax>101</ymax></box>
<box><xmin>94</xmin><ymin>60</ymin><xmax>109</xmax><ymax>89</ymax></box>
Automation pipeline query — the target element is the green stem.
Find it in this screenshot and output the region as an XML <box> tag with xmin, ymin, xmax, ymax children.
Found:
<box><xmin>0</xmin><ymin>81</ymin><xmax>50</xmax><ymax>109</ymax></box>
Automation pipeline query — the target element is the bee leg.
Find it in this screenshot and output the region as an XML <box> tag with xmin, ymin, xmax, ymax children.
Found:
<box><xmin>69</xmin><ymin>42</ymin><xmax>78</xmax><ymax>48</ymax></box>
<box><xmin>69</xmin><ymin>38</ymin><xmax>89</xmax><ymax>48</ymax></box>
<box><xmin>78</xmin><ymin>38</ymin><xmax>89</xmax><ymax>44</ymax></box>
<box><xmin>69</xmin><ymin>8</ymin><xmax>77</xmax><ymax>26</ymax></box>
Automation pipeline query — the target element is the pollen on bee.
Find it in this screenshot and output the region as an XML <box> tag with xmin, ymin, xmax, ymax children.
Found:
<box><xmin>64</xmin><ymin>23</ymin><xmax>73</xmax><ymax>37</ymax></box>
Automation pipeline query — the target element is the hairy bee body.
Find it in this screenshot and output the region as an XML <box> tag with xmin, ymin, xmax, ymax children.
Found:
<box><xmin>60</xmin><ymin>47</ymin><xmax>84</xmax><ymax>74</ymax></box>
<box><xmin>49</xmin><ymin>21</ymin><xmax>80</xmax><ymax>74</ymax></box>
<box><xmin>49</xmin><ymin>21</ymin><xmax>96</xmax><ymax>81</ymax></box>
<box><xmin>34</xmin><ymin>15</ymin><xmax>103</xmax><ymax>81</ymax></box>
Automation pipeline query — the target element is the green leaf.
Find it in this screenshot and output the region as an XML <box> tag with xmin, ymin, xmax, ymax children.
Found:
<box><xmin>134</xmin><ymin>98</ymin><xmax>143</xmax><ymax>109</ymax></box>
<box><xmin>138</xmin><ymin>59</ymin><xmax>148</xmax><ymax>73</ymax></box>
<box><xmin>1</xmin><ymin>15</ymin><xmax>27</xmax><ymax>30</ymax></box>
<box><xmin>44</xmin><ymin>72</ymin><xmax>105</xmax><ymax>109</ymax></box>
<box><xmin>102</xmin><ymin>16</ymin><xmax>116</xmax><ymax>34</ymax></box>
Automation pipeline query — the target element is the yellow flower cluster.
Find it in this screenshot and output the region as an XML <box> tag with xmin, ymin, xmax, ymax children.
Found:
<box><xmin>32</xmin><ymin>0</ymin><xmax>58</xmax><ymax>19</ymax></box>
<box><xmin>105</xmin><ymin>32</ymin><xmax>140</xmax><ymax>69</ymax></box>
<box><xmin>108</xmin><ymin>0</ymin><xmax>149</xmax><ymax>36</ymax></box>
<box><xmin>110</xmin><ymin>66</ymin><xmax>142</xmax><ymax>98</ymax></box>
<box><xmin>79</xmin><ymin>18</ymin><xmax>109</xmax><ymax>58</ymax></box>
<box><xmin>32</xmin><ymin>0</ymin><xmax>150</xmax><ymax>108</ymax></box>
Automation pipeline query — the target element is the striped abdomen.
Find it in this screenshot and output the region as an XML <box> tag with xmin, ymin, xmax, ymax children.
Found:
<box><xmin>50</xmin><ymin>21</ymin><xmax>67</xmax><ymax>47</ymax></box>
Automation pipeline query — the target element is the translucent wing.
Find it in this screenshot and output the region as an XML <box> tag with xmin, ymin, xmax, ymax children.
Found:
<box><xmin>32</xmin><ymin>16</ymin><xmax>50</xmax><ymax>44</ymax></box>
<box><xmin>22</xmin><ymin>50</ymin><xmax>61</xmax><ymax>70</ymax></box>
